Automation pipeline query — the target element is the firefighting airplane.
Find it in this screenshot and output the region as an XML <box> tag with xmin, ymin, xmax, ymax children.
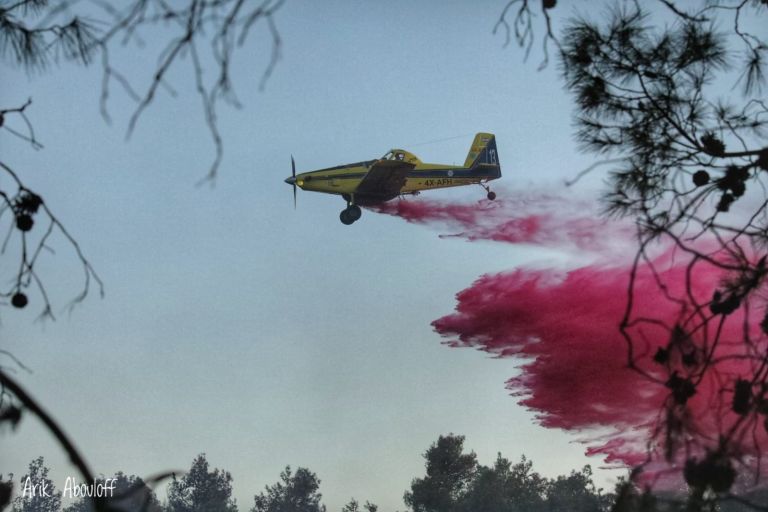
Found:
<box><xmin>285</xmin><ymin>132</ymin><xmax>502</xmax><ymax>224</ymax></box>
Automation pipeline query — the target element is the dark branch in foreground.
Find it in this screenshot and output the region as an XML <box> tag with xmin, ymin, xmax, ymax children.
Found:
<box><xmin>0</xmin><ymin>152</ymin><xmax>103</xmax><ymax>319</ymax></box>
<box><xmin>0</xmin><ymin>368</ymin><xmax>180</xmax><ymax>512</ymax></box>
<box><xmin>1</xmin><ymin>0</ymin><xmax>285</xmax><ymax>183</ymax></box>
<box><xmin>0</xmin><ymin>368</ymin><xmax>103</xmax><ymax>510</ymax></box>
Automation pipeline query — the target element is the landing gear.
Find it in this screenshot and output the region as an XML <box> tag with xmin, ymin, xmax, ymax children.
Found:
<box><xmin>479</xmin><ymin>182</ymin><xmax>496</xmax><ymax>201</ymax></box>
<box><xmin>340</xmin><ymin>204</ymin><xmax>362</xmax><ymax>225</ymax></box>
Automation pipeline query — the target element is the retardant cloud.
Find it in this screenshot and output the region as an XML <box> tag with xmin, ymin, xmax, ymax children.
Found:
<box><xmin>373</xmin><ymin>192</ymin><xmax>767</xmax><ymax>484</ymax></box>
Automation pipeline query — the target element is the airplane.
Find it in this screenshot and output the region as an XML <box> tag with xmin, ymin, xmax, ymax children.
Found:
<box><xmin>285</xmin><ymin>132</ymin><xmax>502</xmax><ymax>225</ymax></box>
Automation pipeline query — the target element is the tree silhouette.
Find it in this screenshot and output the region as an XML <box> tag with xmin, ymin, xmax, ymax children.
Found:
<box><xmin>107</xmin><ymin>473</ymin><xmax>162</xmax><ymax>512</ymax></box>
<box><xmin>11</xmin><ymin>457</ymin><xmax>61</xmax><ymax>512</ymax></box>
<box><xmin>403</xmin><ymin>434</ymin><xmax>478</xmax><ymax>512</ymax></box>
<box><xmin>499</xmin><ymin>0</ymin><xmax>768</xmax><ymax>509</ymax></box>
<box><xmin>339</xmin><ymin>499</ymin><xmax>377</xmax><ymax>512</ymax></box>
<box><xmin>404</xmin><ymin>436</ymin><xmax>613</xmax><ymax>512</ymax></box>
<box><xmin>455</xmin><ymin>454</ymin><xmax>547</xmax><ymax>512</ymax></box>
<box><xmin>1</xmin><ymin>475</ymin><xmax>13</xmax><ymax>512</ymax></box>
<box><xmin>167</xmin><ymin>454</ymin><xmax>237</xmax><ymax>512</ymax></box>
<box><xmin>62</xmin><ymin>472</ymin><xmax>163</xmax><ymax>512</ymax></box>
<box><xmin>251</xmin><ymin>466</ymin><xmax>325</xmax><ymax>512</ymax></box>
<box><xmin>545</xmin><ymin>466</ymin><xmax>609</xmax><ymax>512</ymax></box>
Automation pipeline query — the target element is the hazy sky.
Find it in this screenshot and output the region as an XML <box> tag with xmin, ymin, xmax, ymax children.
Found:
<box><xmin>2</xmin><ymin>1</ymin><xmax>642</xmax><ymax>510</ymax></box>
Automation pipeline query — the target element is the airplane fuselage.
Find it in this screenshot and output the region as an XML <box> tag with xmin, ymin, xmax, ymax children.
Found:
<box><xmin>285</xmin><ymin>133</ymin><xmax>502</xmax><ymax>223</ymax></box>
<box><xmin>292</xmin><ymin>161</ymin><xmax>501</xmax><ymax>201</ymax></box>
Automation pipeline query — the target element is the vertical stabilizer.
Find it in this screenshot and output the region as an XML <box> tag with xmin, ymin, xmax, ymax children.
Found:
<box><xmin>464</xmin><ymin>133</ymin><xmax>499</xmax><ymax>169</ymax></box>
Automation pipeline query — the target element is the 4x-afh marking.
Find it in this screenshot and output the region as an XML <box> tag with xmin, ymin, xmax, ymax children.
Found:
<box><xmin>285</xmin><ymin>133</ymin><xmax>502</xmax><ymax>225</ymax></box>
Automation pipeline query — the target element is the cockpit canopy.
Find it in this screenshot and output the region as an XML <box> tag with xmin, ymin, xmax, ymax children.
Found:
<box><xmin>381</xmin><ymin>149</ymin><xmax>421</xmax><ymax>164</ymax></box>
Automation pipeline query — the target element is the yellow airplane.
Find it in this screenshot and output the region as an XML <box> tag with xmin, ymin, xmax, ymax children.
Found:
<box><xmin>285</xmin><ymin>133</ymin><xmax>502</xmax><ymax>224</ymax></box>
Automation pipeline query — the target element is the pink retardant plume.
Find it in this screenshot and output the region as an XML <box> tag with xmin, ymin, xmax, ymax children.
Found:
<box><xmin>434</xmin><ymin>247</ymin><xmax>766</xmax><ymax>480</ymax></box>
<box><xmin>377</xmin><ymin>194</ymin><xmax>768</xmax><ymax>484</ymax></box>
<box><xmin>369</xmin><ymin>193</ymin><xmax>631</xmax><ymax>251</ymax></box>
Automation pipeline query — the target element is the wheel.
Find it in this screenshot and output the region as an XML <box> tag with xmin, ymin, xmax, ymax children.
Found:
<box><xmin>340</xmin><ymin>209</ymin><xmax>354</xmax><ymax>225</ymax></box>
<box><xmin>487</xmin><ymin>191</ymin><xmax>497</xmax><ymax>201</ymax></box>
<box><xmin>347</xmin><ymin>204</ymin><xmax>362</xmax><ymax>221</ymax></box>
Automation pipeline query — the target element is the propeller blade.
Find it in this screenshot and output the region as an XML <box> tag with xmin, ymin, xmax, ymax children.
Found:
<box><xmin>291</xmin><ymin>155</ymin><xmax>297</xmax><ymax>209</ymax></box>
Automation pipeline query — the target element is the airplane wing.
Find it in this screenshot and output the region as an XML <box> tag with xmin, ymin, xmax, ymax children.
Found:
<box><xmin>354</xmin><ymin>160</ymin><xmax>415</xmax><ymax>198</ymax></box>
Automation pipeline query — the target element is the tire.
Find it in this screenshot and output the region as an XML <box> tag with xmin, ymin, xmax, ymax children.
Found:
<box><xmin>340</xmin><ymin>209</ymin><xmax>354</xmax><ymax>225</ymax></box>
<box><xmin>348</xmin><ymin>204</ymin><xmax>362</xmax><ymax>221</ymax></box>
<box><xmin>487</xmin><ymin>191</ymin><xmax>497</xmax><ymax>201</ymax></box>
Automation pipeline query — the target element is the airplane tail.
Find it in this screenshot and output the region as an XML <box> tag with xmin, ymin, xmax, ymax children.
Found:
<box><xmin>464</xmin><ymin>133</ymin><xmax>501</xmax><ymax>176</ymax></box>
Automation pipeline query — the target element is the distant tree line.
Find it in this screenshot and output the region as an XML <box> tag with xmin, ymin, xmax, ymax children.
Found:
<box><xmin>6</xmin><ymin>434</ymin><xmax>768</xmax><ymax>512</ymax></box>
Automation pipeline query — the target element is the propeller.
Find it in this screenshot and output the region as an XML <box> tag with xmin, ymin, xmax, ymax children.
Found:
<box><xmin>291</xmin><ymin>156</ymin><xmax>297</xmax><ymax>208</ymax></box>
<box><xmin>285</xmin><ymin>155</ymin><xmax>297</xmax><ymax>209</ymax></box>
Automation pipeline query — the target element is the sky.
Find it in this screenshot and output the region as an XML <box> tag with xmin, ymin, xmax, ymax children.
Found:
<box><xmin>0</xmin><ymin>1</ymin><xmax>681</xmax><ymax>510</ymax></box>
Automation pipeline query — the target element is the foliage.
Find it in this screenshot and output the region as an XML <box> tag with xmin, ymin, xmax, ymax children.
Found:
<box><xmin>107</xmin><ymin>473</ymin><xmax>162</xmax><ymax>512</ymax></box>
<box><xmin>0</xmin><ymin>442</ymin><xmax>674</xmax><ymax>512</ymax></box>
<box><xmin>62</xmin><ymin>472</ymin><xmax>163</xmax><ymax>512</ymax></box>
<box><xmin>168</xmin><ymin>455</ymin><xmax>237</xmax><ymax>512</ymax></box>
<box><xmin>404</xmin><ymin>434</ymin><xmax>610</xmax><ymax>512</ymax></box>
<box><xmin>252</xmin><ymin>466</ymin><xmax>325</xmax><ymax>512</ymax></box>
<box><xmin>545</xmin><ymin>466</ymin><xmax>610</xmax><ymax>512</ymax></box>
<box><xmin>2</xmin><ymin>0</ymin><xmax>283</xmax><ymax>505</ymax></box>
<box><xmin>403</xmin><ymin>435</ymin><xmax>478</xmax><ymax>512</ymax></box>
<box><xmin>0</xmin><ymin>0</ymin><xmax>284</xmax><ymax>317</ymax></box>
<box><xmin>11</xmin><ymin>458</ymin><xmax>60</xmax><ymax>512</ymax></box>
<box><xmin>454</xmin><ymin>454</ymin><xmax>547</xmax><ymax>512</ymax></box>
<box><xmin>339</xmin><ymin>499</ymin><xmax>377</xmax><ymax>512</ymax></box>
<box><xmin>1</xmin><ymin>474</ymin><xmax>13</xmax><ymax>512</ymax></box>
<box><xmin>0</xmin><ymin>0</ymin><xmax>284</xmax><ymax>181</ymax></box>
<box><xmin>560</xmin><ymin>1</ymin><xmax>767</xmax><ymax>500</ymax></box>
<box><xmin>498</xmin><ymin>1</ymin><xmax>768</xmax><ymax>507</ymax></box>
<box><xmin>608</xmin><ymin>479</ymin><xmax>659</xmax><ymax>512</ymax></box>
